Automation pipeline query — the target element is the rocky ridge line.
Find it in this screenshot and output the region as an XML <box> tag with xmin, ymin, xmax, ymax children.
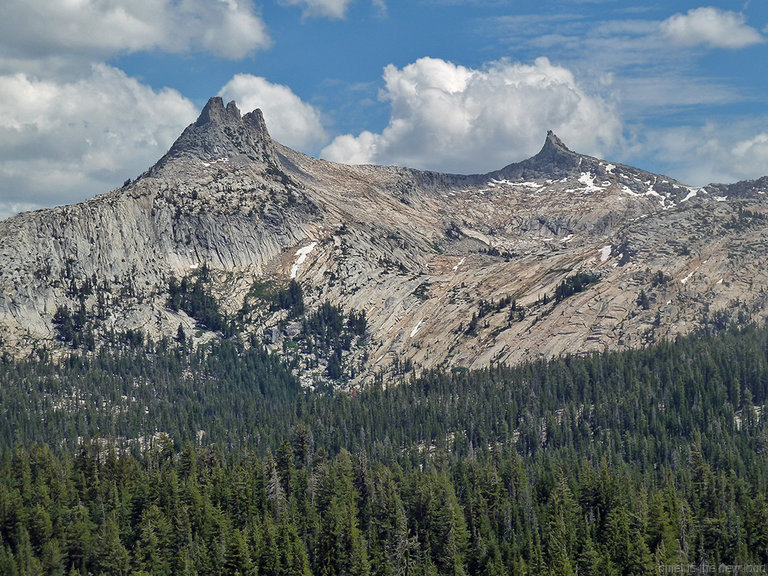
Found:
<box><xmin>0</xmin><ymin>98</ymin><xmax>767</xmax><ymax>386</ymax></box>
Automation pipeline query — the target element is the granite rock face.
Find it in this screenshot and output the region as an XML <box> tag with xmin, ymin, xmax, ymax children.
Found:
<box><xmin>2</xmin><ymin>98</ymin><xmax>768</xmax><ymax>385</ymax></box>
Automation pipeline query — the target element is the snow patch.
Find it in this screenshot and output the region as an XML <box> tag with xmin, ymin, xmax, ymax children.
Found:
<box><xmin>452</xmin><ymin>257</ymin><xmax>466</xmax><ymax>272</ymax></box>
<box><xmin>681</xmin><ymin>188</ymin><xmax>700</xmax><ymax>202</ymax></box>
<box><xmin>488</xmin><ymin>179</ymin><xmax>543</xmax><ymax>190</ymax></box>
<box><xmin>578</xmin><ymin>172</ymin><xmax>602</xmax><ymax>193</ymax></box>
<box><xmin>290</xmin><ymin>241</ymin><xmax>318</xmax><ymax>279</ymax></box>
<box><xmin>715</xmin><ymin>196</ymin><xmax>728</xmax><ymax>202</ymax></box>
<box><xmin>680</xmin><ymin>270</ymin><xmax>694</xmax><ymax>285</ymax></box>
<box><xmin>604</xmin><ymin>163</ymin><xmax>616</xmax><ymax>173</ymax></box>
<box><xmin>201</xmin><ymin>157</ymin><xmax>229</xmax><ymax>168</ymax></box>
<box><xmin>410</xmin><ymin>318</ymin><xmax>426</xmax><ymax>338</ymax></box>
<box><xmin>599</xmin><ymin>245</ymin><xmax>612</xmax><ymax>262</ymax></box>
<box><xmin>645</xmin><ymin>185</ymin><xmax>662</xmax><ymax>199</ymax></box>
<box><xmin>411</xmin><ymin>318</ymin><xmax>424</xmax><ymax>338</ymax></box>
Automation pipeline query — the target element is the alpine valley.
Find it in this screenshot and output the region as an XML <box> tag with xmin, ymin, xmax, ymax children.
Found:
<box><xmin>1</xmin><ymin>97</ymin><xmax>767</xmax><ymax>386</ymax></box>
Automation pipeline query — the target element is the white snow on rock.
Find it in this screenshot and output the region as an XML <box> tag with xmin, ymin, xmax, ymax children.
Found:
<box><xmin>410</xmin><ymin>318</ymin><xmax>425</xmax><ymax>338</ymax></box>
<box><xmin>599</xmin><ymin>245</ymin><xmax>612</xmax><ymax>262</ymax></box>
<box><xmin>715</xmin><ymin>196</ymin><xmax>728</xmax><ymax>202</ymax></box>
<box><xmin>452</xmin><ymin>257</ymin><xmax>466</xmax><ymax>272</ymax></box>
<box><xmin>680</xmin><ymin>270</ymin><xmax>694</xmax><ymax>285</ymax></box>
<box><xmin>681</xmin><ymin>188</ymin><xmax>700</xmax><ymax>202</ymax></box>
<box><xmin>290</xmin><ymin>241</ymin><xmax>317</xmax><ymax>279</ymax></box>
<box><xmin>578</xmin><ymin>172</ymin><xmax>602</xmax><ymax>193</ymax></box>
<box><xmin>604</xmin><ymin>163</ymin><xmax>616</xmax><ymax>173</ymax></box>
<box><xmin>645</xmin><ymin>183</ymin><xmax>662</xmax><ymax>199</ymax></box>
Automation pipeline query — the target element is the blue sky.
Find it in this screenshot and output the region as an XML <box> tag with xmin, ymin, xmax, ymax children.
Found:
<box><xmin>0</xmin><ymin>0</ymin><xmax>767</xmax><ymax>219</ymax></box>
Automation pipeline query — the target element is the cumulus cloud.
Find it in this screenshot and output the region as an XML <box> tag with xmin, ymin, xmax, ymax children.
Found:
<box><xmin>321</xmin><ymin>57</ymin><xmax>621</xmax><ymax>173</ymax></box>
<box><xmin>660</xmin><ymin>7</ymin><xmax>764</xmax><ymax>49</ymax></box>
<box><xmin>0</xmin><ymin>0</ymin><xmax>271</xmax><ymax>61</ymax></box>
<box><xmin>280</xmin><ymin>0</ymin><xmax>355</xmax><ymax>19</ymax></box>
<box><xmin>0</xmin><ymin>65</ymin><xmax>197</xmax><ymax>219</ymax></box>
<box><xmin>219</xmin><ymin>75</ymin><xmax>327</xmax><ymax>150</ymax></box>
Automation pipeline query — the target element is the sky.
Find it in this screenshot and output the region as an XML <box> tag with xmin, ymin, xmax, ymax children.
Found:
<box><xmin>1</xmin><ymin>0</ymin><xmax>767</xmax><ymax>220</ymax></box>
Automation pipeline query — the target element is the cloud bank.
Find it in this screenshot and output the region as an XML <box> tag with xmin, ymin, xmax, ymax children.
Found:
<box><xmin>0</xmin><ymin>0</ymin><xmax>271</xmax><ymax>61</ymax></box>
<box><xmin>219</xmin><ymin>75</ymin><xmax>327</xmax><ymax>150</ymax></box>
<box><xmin>636</xmin><ymin>122</ymin><xmax>768</xmax><ymax>186</ymax></box>
<box><xmin>322</xmin><ymin>57</ymin><xmax>621</xmax><ymax>173</ymax></box>
<box><xmin>0</xmin><ymin>65</ymin><xmax>197</xmax><ymax>219</ymax></box>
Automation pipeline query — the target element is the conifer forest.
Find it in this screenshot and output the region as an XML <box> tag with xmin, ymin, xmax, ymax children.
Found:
<box><xmin>2</xmin><ymin>313</ymin><xmax>768</xmax><ymax>574</ymax></box>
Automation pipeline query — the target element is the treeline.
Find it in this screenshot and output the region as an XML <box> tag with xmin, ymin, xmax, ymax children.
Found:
<box><xmin>3</xmin><ymin>323</ymin><xmax>768</xmax><ymax>470</ymax></box>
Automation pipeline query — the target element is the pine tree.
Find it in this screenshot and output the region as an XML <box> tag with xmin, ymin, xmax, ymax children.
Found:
<box><xmin>223</xmin><ymin>528</ymin><xmax>254</xmax><ymax>576</ymax></box>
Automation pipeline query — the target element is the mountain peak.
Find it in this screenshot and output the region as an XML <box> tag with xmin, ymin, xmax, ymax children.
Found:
<box><xmin>542</xmin><ymin>130</ymin><xmax>570</xmax><ymax>153</ymax></box>
<box><xmin>492</xmin><ymin>131</ymin><xmax>580</xmax><ymax>180</ymax></box>
<box><xmin>154</xmin><ymin>98</ymin><xmax>278</xmax><ymax>171</ymax></box>
<box><xmin>243</xmin><ymin>108</ymin><xmax>268</xmax><ymax>134</ymax></box>
<box><xmin>194</xmin><ymin>97</ymin><xmax>252</xmax><ymax>128</ymax></box>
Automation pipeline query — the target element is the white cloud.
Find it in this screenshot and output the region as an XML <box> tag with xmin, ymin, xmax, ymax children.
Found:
<box><xmin>280</xmin><ymin>0</ymin><xmax>355</xmax><ymax>19</ymax></box>
<box><xmin>321</xmin><ymin>57</ymin><xmax>621</xmax><ymax>173</ymax></box>
<box><xmin>483</xmin><ymin>9</ymin><xmax>766</xmax><ymax>130</ymax></box>
<box><xmin>708</xmin><ymin>129</ymin><xmax>768</xmax><ymax>182</ymax></box>
<box><xmin>630</xmin><ymin>121</ymin><xmax>768</xmax><ymax>186</ymax></box>
<box><xmin>0</xmin><ymin>64</ymin><xmax>197</xmax><ymax>219</ymax></box>
<box><xmin>660</xmin><ymin>7</ymin><xmax>764</xmax><ymax>49</ymax></box>
<box><xmin>219</xmin><ymin>75</ymin><xmax>327</xmax><ymax>151</ymax></box>
<box><xmin>0</xmin><ymin>0</ymin><xmax>270</xmax><ymax>62</ymax></box>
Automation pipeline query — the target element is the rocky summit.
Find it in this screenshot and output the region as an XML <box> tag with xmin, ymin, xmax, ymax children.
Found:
<box><xmin>2</xmin><ymin>97</ymin><xmax>768</xmax><ymax>386</ymax></box>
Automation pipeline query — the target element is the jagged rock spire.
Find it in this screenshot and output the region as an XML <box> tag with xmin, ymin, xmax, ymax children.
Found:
<box><xmin>153</xmin><ymin>97</ymin><xmax>279</xmax><ymax>172</ymax></box>
<box><xmin>492</xmin><ymin>131</ymin><xmax>581</xmax><ymax>180</ymax></box>
<box><xmin>543</xmin><ymin>130</ymin><xmax>571</xmax><ymax>152</ymax></box>
<box><xmin>243</xmin><ymin>108</ymin><xmax>269</xmax><ymax>134</ymax></box>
